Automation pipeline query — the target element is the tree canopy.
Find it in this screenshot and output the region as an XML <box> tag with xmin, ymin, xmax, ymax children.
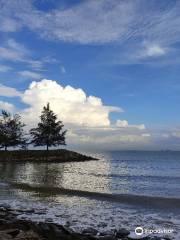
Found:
<box><xmin>30</xmin><ymin>103</ymin><xmax>66</xmax><ymax>151</ymax></box>
<box><xmin>0</xmin><ymin>110</ymin><xmax>26</xmax><ymax>150</ymax></box>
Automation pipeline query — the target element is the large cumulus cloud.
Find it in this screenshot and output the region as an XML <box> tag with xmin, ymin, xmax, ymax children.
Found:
<box><xmin>21</xmin><ymin>79</ymin><xmax>122</xmax><ymax>128</ymax></box>
<box><xmin>0</xmin><ymin>79</ymin><xmax>149</xmax><ymax>150</ymax></box>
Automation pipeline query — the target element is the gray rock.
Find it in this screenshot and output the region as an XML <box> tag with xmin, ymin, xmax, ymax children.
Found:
<box><xmin>0</xmin><ymin>211</ymin><xmax>8</xmax><ymax>217</ymax></box>
<box><xmin>116</xmin><ymin>228</ymin><xmax>130</xmax><ymax>238</ymax></box>
<box><xmin>99</xmin><ymin>230</ymin><xmax>115</xmax><ymax>236</ymax></box>
<box><xmin>0</xmin><ymin>232</ymin><xmax>12</xmax><ymax>240</ymax></box>
<box><xmin>5</xmin><ymin>229</ymin><xmax>20</xmax><ymax>238</ymax></box>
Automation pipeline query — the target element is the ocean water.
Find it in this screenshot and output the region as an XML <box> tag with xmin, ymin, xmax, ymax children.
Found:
<box><xmin>0</xmin><ymin>151</ymin><xmax>180</xmax><ymax>239</ymax></box>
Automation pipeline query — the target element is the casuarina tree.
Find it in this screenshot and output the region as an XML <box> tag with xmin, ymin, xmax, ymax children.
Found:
<box><xmin>0</xmin><ymin>110</ymin><xmax>26</xmax><ymax>150</ymax></box>
<box><xmin>30</xmin><ymin>103</ymin><xmax>66</xmax><ymax>151</ymax></box>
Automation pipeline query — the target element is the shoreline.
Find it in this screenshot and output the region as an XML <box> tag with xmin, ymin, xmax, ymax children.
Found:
<box><xmin>0</xmin><ymin>204</ymin><xmax>172</xmax><ymax>240</ymax></box>
<box><xmin>0</xmin><ymin>149</ymin><xmax>98</xmax><ymax>163</ymax></box>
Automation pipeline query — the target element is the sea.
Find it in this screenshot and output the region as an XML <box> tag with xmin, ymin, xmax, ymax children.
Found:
<box><xmin>0</xmin><ymin>151</ymin><xmax>180</xmax><ymax>239</ymax></box>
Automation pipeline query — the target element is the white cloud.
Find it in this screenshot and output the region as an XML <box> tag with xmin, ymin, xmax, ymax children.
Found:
<box><xmin>116</xmin><ymin>120</ymin><xmax>129</xmax><ymax>128</ymax></box>
<box><xmin>1</xmin><ymin>0</ymin><xmax>180</xmax><ymax>47</ymax></box>
<box><xmin>0</xmin><ymin>84</ymin><xmax>22</xmax><ymax>97</ymax></box>
<box><xmin>18</xmin><ymin>70</ymin><xmax>42</xmax><ymax>80</ymax></box>
<box><xmin>0</xmin><ymin>18</ymin><xmax>21</xmax><ymax>32</ymax></box>
<box><xmin>0</xmin><ymin>39</ymin><xmax>28</xmax><ymax>62</ymax></box>
<box><xmin>172</xmin><ymin>132</ymin><xmax>180</xmax><ymax>138</ymax></box>
<box><xmin>135</xmin><ymin>43</ymin><xmax>168</xmax><ymax>59</ymax></box>
<box><xmin>142</xmin><ymin>133</ymin><xmax>151</xmax><ymax>137</ymax></box>
<box><xmin>145</xmin><ymin>44</ymin><xmax>166</xmax><ymax>57</ymax></box>
<box><xmin>0</xmin><ymin>65</ymin><xmax>12</xmax><ymax>72</ymax></box>
<box><xmin>0</xmin><ymin>101</ymin><xmax>15</xmax><ymax>112</ymax></box>
<box><xmin>1</xmin><ymin>79</ymin><xmax>179</xmax><ymax>150</ymax></box>
<box><xmin>116</xmin><ymin>119</ymin><xmax>145</xmax><ymax>130</ymax></box>
<box><xmin>21</xmin><ymin>79</ymin><xmax>122</xmax><ymax>128</ymax></box>
<box><xmin>15</xmin><ymin>79</ymin><xmax>150</xmax><ymax>149</ymax></box>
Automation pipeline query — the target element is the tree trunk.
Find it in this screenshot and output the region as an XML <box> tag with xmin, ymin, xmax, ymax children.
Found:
<box><xmin>46</xmin><ymin>144</ymin><xmax>49</xmax><ymax>151</ymax></box>
<box><xmin>5</xmin><ymin>146</ymin><xmax>7</xmax><ymax>151</ymax></box>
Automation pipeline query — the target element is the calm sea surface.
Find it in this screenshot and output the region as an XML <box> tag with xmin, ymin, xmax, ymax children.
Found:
<box><xmin>0</xmin><ymin>151</ymin><xmax>180</xmax><ymax>238</ymax></box>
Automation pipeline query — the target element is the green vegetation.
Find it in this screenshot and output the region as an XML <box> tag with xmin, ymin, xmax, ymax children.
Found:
<box><xmin>0</xmin><ymin>103</ymin><xmax>66</xmax><ymax>151</ymax></box>
<box><xmin>0</xmin><ymin>103</ymin><xmax>97</xmax><ymax>162</ymax></box>
<box><xmin>0</xmin><ymin>111</ymin><xmax>26</xmax><ymax>150</ymax></box>
<box><xmin>30</xmin><ymin>103</ymin><xmax>66</xmax><ymax>151</ymax></box>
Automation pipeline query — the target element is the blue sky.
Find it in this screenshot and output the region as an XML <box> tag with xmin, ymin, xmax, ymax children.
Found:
<box><xmin>0</xmin><ymin>0</ymin><xmax>180</xmax><ymax>150</ymax></box>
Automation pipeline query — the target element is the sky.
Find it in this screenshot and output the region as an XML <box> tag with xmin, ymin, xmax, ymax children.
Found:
<box><xmin>0</xmin><ymin>0</ymin><xmax>180</xmax><ymax>150</ymax></box>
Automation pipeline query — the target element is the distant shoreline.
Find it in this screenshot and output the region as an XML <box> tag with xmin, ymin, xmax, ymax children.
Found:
<box><xmin>0</xmin><ymin>149</ymin><xmax>98</xmax><ymax>163</ymax></box>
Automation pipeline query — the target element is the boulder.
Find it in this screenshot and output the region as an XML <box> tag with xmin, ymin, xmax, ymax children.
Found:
<box><xmin>5</xmin><ymin>229</ymin><xmax>20</xmax><ymax>238</ymax></box>
<box><xmin>0</xmin><ymin>232</ymin><xmax>12</xmax><ymax>240</ymax></box>
<box><xmin>116</xmin><ymin>228</ymin><xmax>130</xmax><ymax>238</ymax></box>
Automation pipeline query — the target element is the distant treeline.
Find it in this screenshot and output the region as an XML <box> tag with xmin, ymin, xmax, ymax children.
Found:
<box><xmin>0</xmin><ymin>103</ymin><xmax>66</xmax><ymax>151</ymax></box>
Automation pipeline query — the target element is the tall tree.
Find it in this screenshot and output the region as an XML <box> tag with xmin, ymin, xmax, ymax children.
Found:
<box><xmin>30</xmin><ymin>103</ymin><xmax>66</xmax><ymax>151</ymax></box>
<box><xmin>0</xmin><ymin>110</ymin><xmax>26</xmax><ymax>150</ymax></box>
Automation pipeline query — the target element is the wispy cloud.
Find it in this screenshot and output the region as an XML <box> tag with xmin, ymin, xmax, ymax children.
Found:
<box><xmin>0</xmin><ymin>84</ymin><xmax>22</xmax><ymax>97</ymax></box>
<box><xmin>60</xmin><ymin>65</ymin><xmax>66</xmax><ymax>74</ymax></box>
<box><xmin>1</xmin><ymin>0</ymin><xmax>180</xmax><ymax>47</ymax></box>
<box><xmin>0</xmin><ymin>39</ymin><xmax>28</xmax><ymax>62</ymax></box>
<box><xmin>0</xmin><ymin>64</ymin><xmax>12</xmax><ymax>72</ymax></box>
<box><xmin>0</xmin><ymin>38</ymin><xmax>59</xmax><ymax>73</ymax></box>
<box><xmin>18</xmin><ymin>70</ymin><xmax>42</xmax><ymax>80</ymax></box>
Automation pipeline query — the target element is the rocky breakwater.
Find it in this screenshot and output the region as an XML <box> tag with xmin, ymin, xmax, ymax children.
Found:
<box><xmin>0</xmin><ymin>204</ymin><xmax>172</xmax><ymax>240</ymax></box>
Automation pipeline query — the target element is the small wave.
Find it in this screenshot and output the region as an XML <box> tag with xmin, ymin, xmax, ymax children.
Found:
<box><xmin>9</xmin><ymin>181</ymin><xmax>180</xmax><ymax>209</ymax></box>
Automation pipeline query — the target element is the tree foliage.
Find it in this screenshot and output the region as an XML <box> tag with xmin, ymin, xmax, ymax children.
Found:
<box><xmin>30</xmin><ymin>103</ymin><xmax>66</xmax><ymax>151</ymax></box>
<box><xmin>0</xmin><ymin>110</ymin><xmax>26</xmax><ymax>150</ymax></box>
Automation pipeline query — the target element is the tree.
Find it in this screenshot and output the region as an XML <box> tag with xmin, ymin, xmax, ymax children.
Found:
<box><xmin>0</xmin><ymin>110</ymin><xmax>26</xmax><ymax>150</ymax></box>
<box><xmin>30</xmin><ymin>103</ymin><xmax>66</xmax><ymax>151</ymax></box>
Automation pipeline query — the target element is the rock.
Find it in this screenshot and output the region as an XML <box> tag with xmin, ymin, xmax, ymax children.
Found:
<box><xmin>99</xmin><ymin>230</ymin><xmax>115</xmax><ymax>236</ymax></box>
<box><xmin>65</xmin><ymin>221</ymin><xmax>71</xmax><ymax>227</ymax></box>
<box><xmin>63</xmin><ymin>225</ymin><xmax>74</xmax><ymax>234</ymax></box>
<box><xmin>14</xmin><ymin>230</ymin><xmax>41</xmax><ymax>240</ymax></box>
<box><xmin>0</xmin><ymin>210</ymin><xmax>8</xmax><ymax>217</ymax></box>
<box><xmin>5</xmin><ymin>229</ymin><xmax>20</xmax><ymax>238</ymax></box>
<box><xmin>116</xmin><ymin>228</ymin><xmax>130</xmax><ymax>238</ymax></box>
<box><xmin>82</xmin><ymin>227</ymin><xmax>98</xmax><ymax>236</ymax></box>
<box><xmin>37</xmin><ymin>222</ymin><xmax>50</xmax><ymax>236</ymax></box>
<box><xmin>0</xmin><ymin>232</ymin><xmax>12</xmax><ymax>240</ymax></box>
